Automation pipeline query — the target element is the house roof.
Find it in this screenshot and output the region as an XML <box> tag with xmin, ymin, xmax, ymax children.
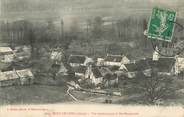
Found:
<box><xmin>104</xmin><ymin>55</ymin><xmax>123</xmax><ymax>62</ymax></box>
<box><xmin>124</xmin><ymin>57</ymin><xmax>175</xmax><ymax>73</ymax></box>
<box><xmin>85</xmin><ymin>57</ymin><xmax>94</xmax><ymax>65</ymax></box>
<box><xmin>73</xmin><ymin>66</ymin><xmax>87</xmax><ymax>74</ymax></box>
<box><xmin>149</xmin><ymin>57</ymin><xmax>175</xmax><ymax>73</ymax></box>
<box><xmin>92</xmin><ymin>67</ymin><xmax>103</xmax><ymax>78</ymax></box>
<box><xmin>176</xmin><ymin>54</ymin><xmax>184</xmax><ymax>58</ymax></box>
<box><xmin>146</xmin><ymin>58</ymin><xmax>154</xmax><ymax>65</ymax></box>
<box><xmin>123</xmin><ymin>58</ymin><xmax>150</xmax><ymax>72</ymax></box>
<box><xmin>124</xmin><ymin>63</ymin><xmax>137</xmax><ymax>72</ymax></box>
<box><xmin>104</xmin><ymin>73</ymin><xmax>117</xmax><ymax>80</ymax></box>
<box><xmin>15</xmin><ymin>46</ymin><xmax>31</xmax><ymax>53</ymax></box>
<box><xmin>99</xmin><ymin>67</ymin><xmax>113</xmax><ymax>76</ymax></box>
<box><xmin>51</xmin><ymin>64</ymin><xmax>61</xmax><ymax>69</ymax></box>
<box><xmin>0</xmin><ymin>71</ymin><xmax>19</xmax><ymax>81</ymax></box>
<box><xmin>158</xmin><ymin>58</ymin><xmax>175</xmax><ymax>72</ymax></box>
<box><xmin>107</xmin><ymin>66</ymin><xmax>120</xmax><ymax>72</ymax></box>
<box><xmin>68</xmin><ymin>55</ymin><xmax>86</xmax><ymax>64</ymax></box>
<box><xmin>0</xmin><ymin>47</ymin><xmax>13</xmax><ymax>54</ymax></box>
<box><xmin>58</xmin><ymin>63</ymin><xmax>68</xmax><ymax>73</ymax></box>
<box><xmin>16</xmin><ymin>69</ymin><xmax>34</xmax><ymax>78</ymax></box>
<box><xmin>0</xmin><ymin>69</ymin><xmax>33</xmax><ymax>81</ymax></box>
<box><xmin>135</xmin><ymin>59</ymin><xmax>150</xmax><ymax>71</ymax></box>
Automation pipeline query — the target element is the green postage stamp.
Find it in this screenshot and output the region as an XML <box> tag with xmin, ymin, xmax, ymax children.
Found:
<box><xmin>147</xmin><ymin>7</ymin><xmax>176</xmax><ymax>42</ymax></box>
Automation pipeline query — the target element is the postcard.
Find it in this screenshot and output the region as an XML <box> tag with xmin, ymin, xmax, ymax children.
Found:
<box><xmin>0</xmin><ymin>0</ymin><xmax>184</xmax><ymax>117</ymax></box>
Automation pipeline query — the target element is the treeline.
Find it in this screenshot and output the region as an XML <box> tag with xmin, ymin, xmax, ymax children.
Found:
<box><xmin>0</xmin><ymin>17</ymin><xmax>147</xmax><ymax>45</ymax></box>
<box><xmin>1</xmin><ymin>16</ymin><xmax>183</xmax><ymax>51</ymax></box>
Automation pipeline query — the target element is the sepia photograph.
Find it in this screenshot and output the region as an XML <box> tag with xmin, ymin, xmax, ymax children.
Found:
<box><xmin>0</xmin><ymin>0</ymin><xmax>184</xmax><ymax>117</ymax></box>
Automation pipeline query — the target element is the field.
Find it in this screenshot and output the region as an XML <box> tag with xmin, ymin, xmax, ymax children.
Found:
<box><xmin>0</xmin><ymin>77</ymin><xmax>184</xmax><ymax>105</ymax></box>
<box><xmin>0</xmin><ymin>85</ymin><xmax>73</xmax><ymax>105</ymax></box>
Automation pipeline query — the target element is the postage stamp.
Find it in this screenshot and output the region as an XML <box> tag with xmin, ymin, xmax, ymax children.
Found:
<box><xmin>147</xmin><ymin>7</ymin><xmax>176</xmax><ymax>42</ymax></box>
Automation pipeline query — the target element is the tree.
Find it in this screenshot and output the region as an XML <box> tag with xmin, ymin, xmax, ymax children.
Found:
<box><xmin>143</xmin><ymin>19</ymin><xmax>148</xmax><ymax>48</ymax></box>
<box><xmin>116</xmin><ymin>20</ymin><xmax>124</xmax><ymax>40</ymax></box>
<box><xmin>45</xmin><ymin>20</ymin><xmax>58</xmax><ymax>43</ymax></box>
<box><xmin>92</xmin><ymin>16</ymin><xmax>103</xmax><ymax>38</ymax></box>
<box><xmin>28</xmin><ymin>28</ymin><xmax>36</xmax><ymax>58</ymax></box>
<box><xmin>50</xmin><ymin>63</ymin><xmax>61</xmax><ymax>80</ymax></box>
<box><xmin>85</xmin><ymin>18</ymin><xmax>93</xmax><ymax>42</ymax></box>
<box><xmin>139</xmin><ymin>68</ymin><xmax>175</xmax><ymax>104</ymax></box>
<box><xmin>104</xmin><ymin>73</ymin><xmax>112</xmax><ymax>81</ymax></box>
<box><xmin>106</xmin><ymin>43</ymin><xmax>123</xmax><ymax>54</ymax></box>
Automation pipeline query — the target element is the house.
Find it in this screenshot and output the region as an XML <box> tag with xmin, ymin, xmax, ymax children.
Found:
<box><xmin>0</xmin><ymin>47</ymin><xmax>14</xmax><ymax>55</ymax></box>
<box><xmin>16</xmin><ymin>69</ymin><xmax>34</xmax><ymax>85</ymax></box>
<box><xmin>71</xmin><ymin>65</ymin><xmax>103</xmax><ymax>85</ymax></box>
<box><xmin>99</xmin><ymin>67</ymin><xmax>113</xmax><ymax>76</ymax></box>
<box><xmin>157</xmin><ymin>57</ymin><xmax>175</xmax><ymax>75</ymax></box>
<box><xmin>107</xmin><ymin>66</ymin><xmax>121</xmax><ymax>73</ymax></box>
<box><xmin>96</xmin><ymin>58</ymin><xmax>105</xmax><ymax>66</ymax></box>
<box><xmin>73</xmin><ymin>66</ymin><xmax>87</xmax><ymax>79</ymax></box>
<box><xmin>88</xmin><ymin>66</ymin><xmax>103</xmax><ymax>86</ymax></box>
<box><xmin>175</xmin><ymin>55</ymin><xmax>184</xmax><ymax>75</ymax></box>
<box><xmin>121</xmin><ymin>57</ymin><xmax>168</xmax><ymax>78</ymax></box>
<box><xmin>51</xmin><ymin>62</ymin><xmax>69</xmax><ymax>74</ymax></box>
<box><xmin>148</xmin><ymin>57</ymin><xmax>176</xmax><ymax>76</ymax></box>
<box><xmin>151</xmin><ymin>46</ymin><xmax>176</xmax><ymax>75</ymax></box>
<box><xmin>99</xmin><ymin>67</ymin><xmax>118</xmax><ymax>87</ymax></box>
<box><xmin>121</xmin><ymin>62</ymin><xmax>138</xmax><ymax>78</ymax></box>
<box><xmin>68</xmin><ymin>55</ymin><xmax>93</xmax><ymax>67</ymax></box>
<box><xmin>0</xmin><ymin>70</ymin><xmax>20</xmax><ymax>87</ymax></box>
<box><xmin>152</xmin><ymin>46</ymin><xmax>160</xmax><ymax>61</ymax></box>
<box><xmin>0</xmin><ymin>69</ymin><xmax>34</xmax><ymax>87</ymax></box>
<box><xmin>0</xmin><ymin>47</ymin><xmax>15</xmax><ymax>63</ymax></box>
<box><xmin>104</xmin><ymin>54</ymin><xmax>130</xmax><ymax>67</ymax></box>
<box><xmin>87</xmin><ymin>67</ymin><xmax>118</xmax><ymax>87</ymax></box>
<box><xmin>14</xmin><ymin>46</ymin><xmax>31</xmax><ymax>61</ymax></box>
<box><xmin>103</xmin><ymin>73</ymin><xmax>118</xmax><ymax>88</ymax></box>
<box><xmin>57</xmin><ymin>63</ymin><xmax>68</xmax><ymax>75</ymax></box>
<box><xmin>136</xmin><ymin>59</ymin><xmax>151</xmax><ymax>77</ymax></box>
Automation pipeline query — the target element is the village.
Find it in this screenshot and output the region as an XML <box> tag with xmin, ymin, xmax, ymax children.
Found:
<box><xmin>1</xmin><ymin>42</ymin><xmax>184</xmax><ymax>104</ymax></box>
<box><xmin>0</xmin><ymin>44</ymin><xmax>184</xmax><ymax>86</ymax></box>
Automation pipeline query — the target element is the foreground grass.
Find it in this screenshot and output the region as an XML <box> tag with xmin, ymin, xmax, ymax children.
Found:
<box><xmin>0</xmin><ymin>85</ymin><xmax>72</xmax><ymax>105</ymax></box>
<box><xmin>0</xmin><ymin>76</ymin><xmax>184</xmax><ymax>106</ymax></box>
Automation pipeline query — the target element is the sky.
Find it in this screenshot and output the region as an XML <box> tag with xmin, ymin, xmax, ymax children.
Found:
<box><xmin>0</xmin><ymin>0</ymin><xmax>183</xmax><ymax>21</ymax></box>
